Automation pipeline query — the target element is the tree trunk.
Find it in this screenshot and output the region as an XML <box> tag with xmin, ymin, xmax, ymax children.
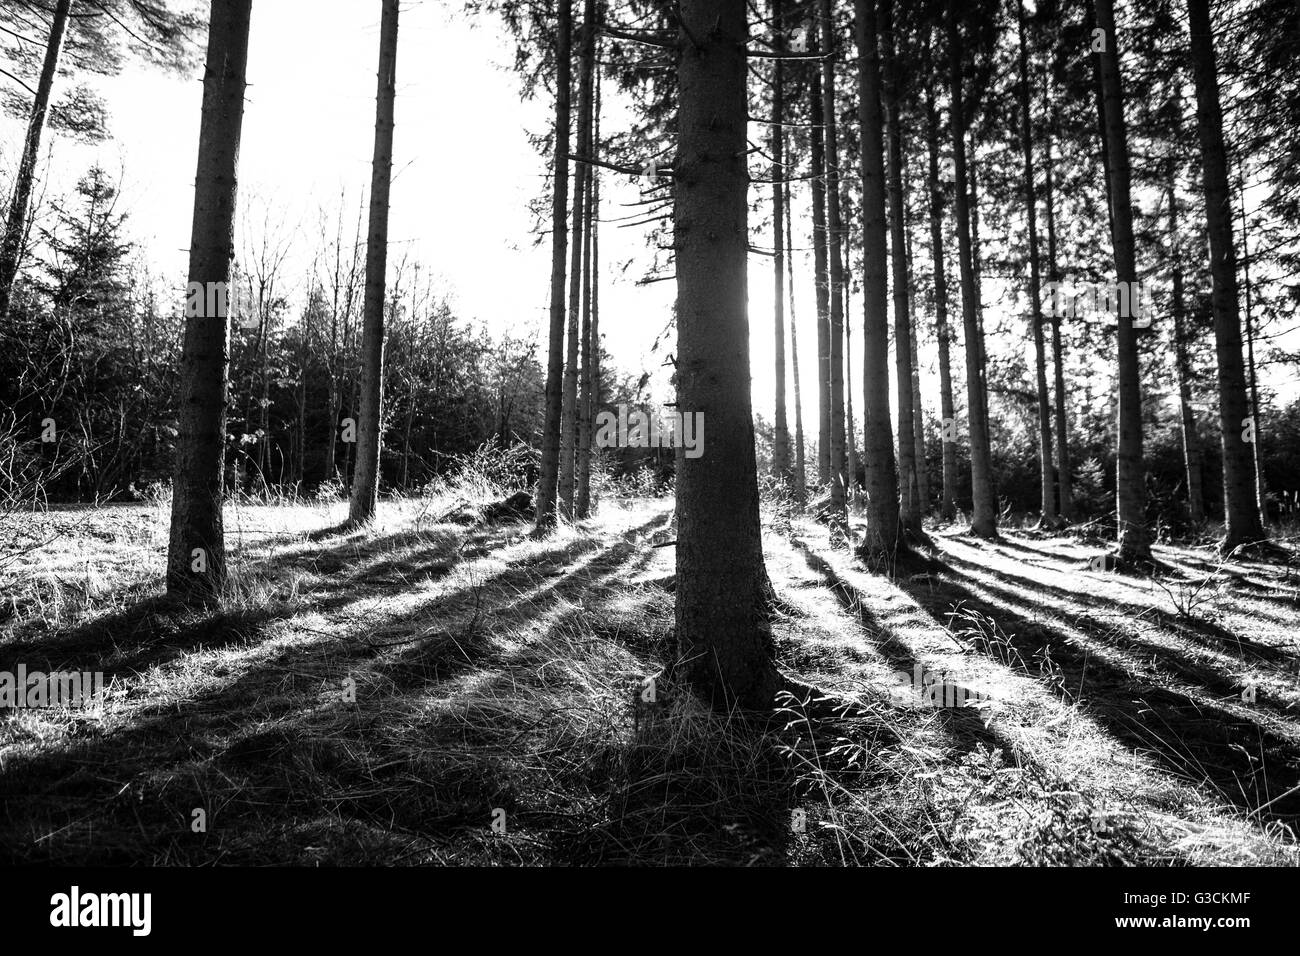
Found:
<box><xmin>785</xmin><ymin>180</ymin><xmax>807</xmax><ymax>503</ymax></box>
<box><xmin>674</xmin><ymin>0</ymin><xmax>779</xmax><ymax>710</ymax></box>
<box><xmin>947</xmin><ymin>0</ymin><xmax>996</xmax><ymax>538</ymax></box>
<box><xmin>810</xmin><ymin>63</ymin><xmax>832</xmax><ymax>485</ymax></box>
<box><xmin>0</xmin><ymin>0</ymin><xmax>72</xmax><ymax>322</ymax></box>
<box><xmin>348</xmin><ymin>0</ymin><xmax>400</xmax><ymax>525</ymax></box>
<box><xmin>1237</xmin><ymin>161</ymin><xmax>1266</xmax><ymax>528</ymax></box>
<box><xmin>559</xmin><ymin>0</ymin><xmax>595</xmax><ymax>519</ymax></box>
<box><xmin>577</xmin><ymin>65</ymin><xmax>601</xmax><ymax>519</ymax></box>
<box><xmin>534</xmin><ymin>0</ymin><xmax>573</xmax><ymax>529</ymax></box>
<box><xmin>1042</xmin><ymin>69</ymin><xmax>1074</xmax><ymax>521</ymax></box>
<box><xmin>166</xmin><ymin>0</ymin><xmax>252</xmax><ymax>600</ymax></box>
<box><xmin>907</xmin><ymin>225</ymin><xmax>929</xmax><ymax>513</ymax></box>
<box><xmin>855</xmin><ymin>0</ymin><xmax>901</xmax><ymax>559</ymax></box>
<box><xmin>925</xmin><ymin>54</ymin><xmax>958</xmax><ymax>522</ymax></box>
<box><xmin>1093</xmin><ymin>0</ymin><xmax>1150</xmax><ymax>561</ymax></box>
<box><xmin>771</xmin><ymin>0</ymin><xmax>791</xmax><ymax>483</ymax></box>
<box><xmin>883</xmin><ymin>0</ymin><xmax>918</xmax><ymax>532</ymax></box>
<box><xmin>1186</xmin><ymin>0</ymin><xmax>1265</xmax><ymax>551</ymax></box>
<box><xmin>819</xmin><ymin>0</ymin><xmax>847</xmax><ymax>523</ymax></box>
<box><xmin>1166</xmin><ymin>153</ymin><xmax>1205</xmax><ymax>523</ymax></box>
<box><xmin>1017</xmin><ymin>0</ymin><xmax>1056</xmax><ymax>526</ymax></box>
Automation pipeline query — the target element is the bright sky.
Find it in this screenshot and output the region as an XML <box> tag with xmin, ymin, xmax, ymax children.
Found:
<box><xmin>4</xmin><ymin>0</ymin><xmax>1290</xmax><ymax>438</ymax></box>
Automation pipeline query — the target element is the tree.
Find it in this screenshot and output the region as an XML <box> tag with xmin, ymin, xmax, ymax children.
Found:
<box><xmin>1185</xmin><ymin>0</ymin><xmax>1266</xmax><ymax>553</ymax></box>
<box><xmin>0</xmin><ymin>0</ymin><xmax>72</xmax><ymax>322</ymax></box>
<box><xmin>166</xmin><ymin>0</ymin><xmax>252</xmax><ymax>600</ymax></box>
<box><xmin>674</xmin><ymin>0</ymin><xmax>779</xmax><ymax>710</ymax></box>
<box><xmin>1093</xmin><ymin>0</ymin><xmax>1149</xmax><ymax>562</ymax></box>
<box><xmin>349</xmin><ymin>0</ymin><xmax>400</xmax><ymax>525</ymax></box>
<box><xmin>819</xmin><ymin>0</ymin><xmax>847</xmax><ymax>525</ymax></box>
<box><xmin>769</xmin><ymin>0</ymin><xmax>791</xmax><ymax>484</ymax></box>
<box><xmin>1016</xmin><ymin>0</ymin><xmax>1055</xmax><ymax>526</ymax></box>
<box><xmin>809</xmin><ymin>55</ymin><xmax>832</xmax><ymax>485</ymax></box>
<box><xmin>947</xmin><ymin>0</ymin><xmax>996</xmax><ymax>538</ymax></box>
<box><xmin>535</xmin><ymin>0</ymin><xmax>572</xmax><ymax>529</ymax></box>
<box><xmin>855</xmin><ymin>0</ymin><xmax>901</xmax><ymax>561</ymax></box>
<box><xmin>882</xmin><ymin>0</ymin><xmax>918</xmax><ymax>533</ymax></box>
<box><xmin>1165</xmin><ymin>144</ymin><xmax>1205</xmax><ymax>524</ymax></box>
<box><xmin>0</xmin><ymin>0</ymin><xmax>202</xmax><ymax>320</ymax></box>
<box><xmin>924</xmin><ymin>39</ymin><xmax>958</xmax><ymax>522</ymax></box>
<box><xmin>559</xmin><ymin>0</ymin><xmax>595</xmax><ymax>518</ymax></box>
<box><xmin>1041</xmin><ymin>66</ymin><xmax>1073</xmax><ymax>522</ymax></box>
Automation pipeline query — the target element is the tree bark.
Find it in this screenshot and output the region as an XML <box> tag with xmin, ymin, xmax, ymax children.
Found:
<box><xmin>1042</xmin><ymin>69</ymin><xmax>1074</xmax><ymax>521</ymax></box>
<box><xmin>559</xmin><ymin>0</ymin><xmax>595</xmax><ymax>518</ymax></box>
<box><xmin>1186</xmin><ymin>0</ymin><xmax>1265</xmax><ymax>551</ymax></box>
<box><xmin>1166</xmin><ymin>152</ymin><xmax>1205</xmax><ymax>523</ymax></box>
<box><xmin>855</xmin><ymin>0</ymin><xmax>901</xmax><ymax>559</ymax></box>
<box><xmin>348</xmin><ymin>0</ymin><xmax>400</xmax><ymax>525</ymax></box>
<box><xmin>819</xmin><ymin>0</ymin><xmax>847</xmax><ymax>523</ymax></box>
<box><xmin>674</xmin><ymin>0</ymin><xmax>779</xmax><ymax>710</ymax></box>
<box><xmin>1016</xmin><ymin>0</ymin><xmax>1056</xmax><ymax>526</ymax></box>
<box><xmin>771</xmin><ymin>0</ymin><xmax>791</xmax><ymax>483</ymax></box>
<box><xmin>166</xmin><ymin>0</ymin><xmax>252</xmax><ymax>600</ymax></box>
<box><xmin>946</xmin><ymin>0</ymin><xmax>996</xmax><ymax>538</ymax></box>
<box><xmin>883</xmin><ymin>0</ymin><xmax>918</xmax><ymax>532</ymax></box>
<box><xmin>534</xmin><ymin>0</ymin><xmax>573</xmax><ymax>529</ymax></box>
<box><xmin>810</xmin><ymin>62</ymin><xmax>832</xmax><ymax>486</ymax></box>
<box><xmin>1094</xmin><ymin>0</ymin><xmax>1150</xmax><ymax>561</ymax></box>
<box><xmin>924</xmin><ymin>52</ymin><xmax>958</xmax><ymax>522</ymax></box>
<box><xmin>784</xmin><ymin>180</ymin><xmax>807</xmax><ymax>503</ymax></box>
<box><xmin>577</xmin><ymin>63</ymin><xmax>601</xmax><ymax>519</ymax></box>
<box><xmin>0</xmin><ymin>0</ymin><xmax>72</xmax><ymax>322</ymax></box>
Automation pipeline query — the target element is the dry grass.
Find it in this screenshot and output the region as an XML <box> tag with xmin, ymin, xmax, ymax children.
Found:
<box><xmin>1</xmin><ymin>486</ymin><xmax>1297</xmax><ymax>865</ymax></box>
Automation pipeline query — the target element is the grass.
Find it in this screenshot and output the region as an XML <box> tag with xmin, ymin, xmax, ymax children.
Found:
<box><xmin>1</xmin><ymin>479</ymin><xmax>1298</xmax><ymax>865</ymax></box>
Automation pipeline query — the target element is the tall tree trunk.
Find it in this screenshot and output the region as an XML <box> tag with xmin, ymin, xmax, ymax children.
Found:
<box><xmin>535</xmin><ymin>0</ymin><xmax>573</xmax><ymax>529</ymax></box>
<box><xmin>883</xmin><ymin>0</ymin><xmax>918</xmax><ymax>533</ymax></box>
<box><xmin>907</xmin><ymin>223</ymin><xmax>929</xmax><ymax>513</ymax></box>
<box><xmin>1166</xmin><ymin>152</ymin><xmax>1205</xmax><ymax>523</ymax></box>
<box><xmin>1186</xmin><ymin>0</ymin><xmax>1265</xmax><ymax>551</ymax></box>
<box><xmin>810</xmin><ymin>63</ymin><xmax>832</xmax><ymax>485</ymax></box>
<box><xmin>577</xmin><ymin>66</ymin><xmax>601</xmax><ymax>519</ymax></box>
<box><xmin>1042</xmin><ymin>69</ymin><xmax>1074</xmax><ymax>521</ymax></box>
<box><xmin>166</xmin><ymin>0</ymin><xmax>252</xmax><ymax>600</ymax></box>
<box><xmin>819</xmin><ymin>0</ymin><xmax>847</xmax><ymax>523</ymax></box>
<box><xmin>0</xmin><ymin>0</ymin><xmax>72</xmax><ymax>322</ymax></box>
<box><xmin>855</xmin><ymin>0</ymin><xmax>901</xmax><ymax>559</ymax></box>
<box><xmin>844</xmin><ymin>243</ymin><xmax>859</xmax><ymax>492</ymax></box>
<box><xmin>675</xmin><ymin>0</ymin><xmax>779</xmax><ymax>710</ymax></box>
<box><xmin>1017</xmin><ymin>0</ymin><xmax>1056</xmax><ymax>526</ymax></box>
<box><xmin>348</xmin><ymin>0</ymin><xmax>400</xmax><ymax>525</ymax></box>
<box><xmin>925</xmin><ymin>54</ymin><xmax>958</xmax><ymax>521</ymax></box>
<box><xmin>785</xmin><ymin>180</ymin><xmax>807</xmax><ymax>503</ymax></box>
<box><xmin>1094</xmin><ymin>0</ymin><xmax>1150</xmax><ymax>561</ymax></box>
<box><xmin>771</xmin><ymin>0</ymin><xmax>791</xmax><ymax>483</ymax></box>
<box><xmin>559</xmin><ymin>0</ymin><xmax>595</xmax><ymax>518</ymax></box>
<box><xmin>1237</xmin><ymin>161</ymin><xmax>1266</xmax><ymax>528</ymax></box>
<box><xmin>947</xmin><ymin>0</ymin><xmax>996</xmax><ymax>538</ymax></box>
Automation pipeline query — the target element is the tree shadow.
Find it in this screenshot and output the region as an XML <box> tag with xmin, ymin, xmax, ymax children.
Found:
<box><xmin>895</xmin><ymin>562</ymin><xmax>1300</xmax><ymax>820</ymax></box>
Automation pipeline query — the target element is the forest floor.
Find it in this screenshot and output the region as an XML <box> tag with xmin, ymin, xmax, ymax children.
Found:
<box><xmin>2</xmin><ymin>492</ymin><xmax>1299</xmax><ymax>865</ymax></box>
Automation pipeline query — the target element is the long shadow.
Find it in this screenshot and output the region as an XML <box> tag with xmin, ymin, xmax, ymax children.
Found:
<box><xmin>896</xmin><ymin>564</ymin><xmax>1300</xmax><ymax>820</ymax></box>
<box><xmin>941</xmin><ymin>550</ymin><xmax>1295</xmax><ymax>669</ymax></box>
<box><xmin>939</xmin><ymin>555</ymin><xmax>1299</xmax><ymax>723</ymax></box>
<box><xmin>0</xmin><ymin>511</ymin><xmax>673</xmax><ymax>863</ymax></box>
<box><xmin>790</xmin><ymin>540</ymin><xmax>1017</xmax><ymax>759</ymax></box>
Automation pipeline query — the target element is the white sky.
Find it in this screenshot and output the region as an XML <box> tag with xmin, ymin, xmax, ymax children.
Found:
<box><xmin>3</xmin><ymin>0</ymin><xmax>1292</xmax><ymax>437</ymax></box>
